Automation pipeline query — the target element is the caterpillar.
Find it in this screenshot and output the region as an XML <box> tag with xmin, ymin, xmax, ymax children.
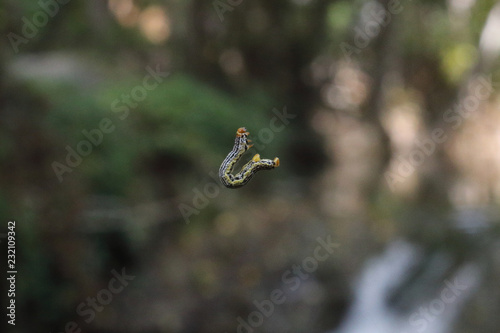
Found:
<box><xmin>219</xmin><ymin>127</ymin><xmax>280</xmax><ymax>188</ymax></box>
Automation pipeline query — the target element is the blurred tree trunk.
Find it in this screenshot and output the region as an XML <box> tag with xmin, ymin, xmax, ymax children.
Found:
<box><xmin>361</xmin><ymin>0</ymin><xmax>397</xmax><ymax>199</ymax></box>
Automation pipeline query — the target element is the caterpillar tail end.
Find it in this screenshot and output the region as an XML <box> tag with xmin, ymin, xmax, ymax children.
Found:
<box><xmin>273</xmin><ymin>157</ymin><xmax>280</xmax><ymax>167</ymax></box>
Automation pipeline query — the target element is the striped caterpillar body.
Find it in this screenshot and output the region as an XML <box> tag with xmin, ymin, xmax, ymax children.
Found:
<box><xmin>219</xmin><ymin>127</ymin><xmax>280</xmax><ymax>188</ymax></box>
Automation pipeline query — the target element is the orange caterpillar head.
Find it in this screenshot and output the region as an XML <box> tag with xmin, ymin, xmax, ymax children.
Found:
<box><xmin>236</xmin><ymin>127</ymin><xmax>249</xmax><ymax>137</ymax></box>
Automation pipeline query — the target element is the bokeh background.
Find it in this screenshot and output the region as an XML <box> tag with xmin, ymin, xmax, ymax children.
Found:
<box><xmin>1</xmin><ymin>0</ymin><xmax>500</xmax><ymax>332</ymax></box>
